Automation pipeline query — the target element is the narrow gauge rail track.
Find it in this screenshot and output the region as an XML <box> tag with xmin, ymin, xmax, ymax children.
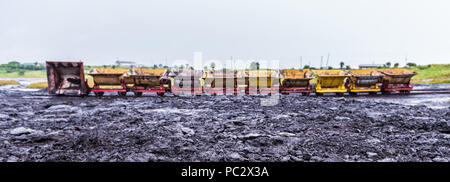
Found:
<box><xmin>12</xmin><ymin>88</ymin><xmax>450</xmax><ymax>98</ymax></box>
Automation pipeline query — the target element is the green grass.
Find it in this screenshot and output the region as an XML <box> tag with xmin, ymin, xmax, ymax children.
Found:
<box><xmin>409</xmin><ymin>64</ymin><xmax>450</xmax><ymax>84</ymax></box>
<box><xmin>27</xmin><ymin>82</ymin><xmax>48</xmax><ymax>88</ymax></box>
<box><xmin>0</xmin><ymin>69</ymin><xmax>46</xmax><ymax>78</ymax></box>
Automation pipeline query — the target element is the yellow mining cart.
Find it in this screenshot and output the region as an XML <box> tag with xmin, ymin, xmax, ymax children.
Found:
<box><xmin>169</xmin><ymin>70</ymin><xmax>204</xmax><ymax>95</ymax></box>
<box><xmin>128</xmin><ymin>68</ymin><xmax>168</xmax><ymax>96</ymax></box>
<box><xmin>313</xmin><ymin>70</ymin><xmax>349</xmax><ymax>96</ymax></box>
<box><xmin>203</xmin><ymin>70</ymin><xmax>239</xmax><ymax>95</ymax></box>
<box><xmin>377</xmin><ymin>68</ymin><xmax>417</xmax><ymax>94</ymax></box>
<box><xmin>347</xmin><ymin>69</ymin><xmax>383</xmax><ymax>95</ymax></box>
<box><xmin>247</xmin><ymin>70</ymin><xmax>280</xmax><ymax>94</ymax></box>
<box><xmin>279</xmin><ymin>69</ymin><xmax>313</xmax><ymax>95</ymax></box>
<box><xmin>88</xmin><ymin>68</ymin><xmax>130</xmax><ymax>96</ymax></box>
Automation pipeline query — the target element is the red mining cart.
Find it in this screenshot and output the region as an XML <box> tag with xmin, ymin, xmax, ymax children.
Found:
<box><xmin>169</xmin><ymin>69</ymin><xmax>204</xmax><ymax>95</ymax></box>
<box><xmin>279</xmin><ymin>69</ymin><xmax>313</xmax><ymax>95</ymax></box>
<box><xmin>203</xmin><ymin>70</ymin><xmax>241</xmax><ymax>95</ymax></box>
<box><xmin>46</xmin><ymin>61</ymin><xmax>89</xmax><ymax>96</ymax></box>
<box><xmin>378</xmin><ymin>68</ymin><xmax>417</xmax><ymax>94</ymax></box>
<box><xmin>128</xmin><ymin>68</ymin><xmax>167</xmax><ymax>96</ymax></box>
<box><xmin>88</xmin><ymin>68</ymin><xmax>129</xmax><ymax>96</ymax></box>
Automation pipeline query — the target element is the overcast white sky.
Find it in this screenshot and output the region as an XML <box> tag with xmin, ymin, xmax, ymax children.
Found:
<box><xmin>1</xmin><ymin>0</ymin><xmax>449</xmax><ymax>68</ymax></box>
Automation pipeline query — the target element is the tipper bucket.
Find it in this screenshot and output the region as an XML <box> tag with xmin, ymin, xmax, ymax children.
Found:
<box><xmin>347</xmin><ymin>69</ymin><xmax>383</xmax><ymax>94</ymax></box>
<box><xmin>170</xmin><ymin>69</ymin><xmax>203</xmax><ymax>95</ymax></box>
<box><xmin>128</xmin><ymin>68</ymin><xmax>167</xmax><ymax>96</ymax></box>
<box><xmin>46</xmin><ymin>61</ymin><xmax>88</xmax><ymax>96</ymax></box>
<box><xmin>203</xmin><ymin>70</ymin><xmax>240</xmax><ymax>94</ymax></box>
<box><xmin>88</xmin><ymin>68</ymin><xmax>129</xmax><ymax>96</ymax></box>
<box><xmin>280</xmin><ymin>69</ymin><xmax>313</xmax><ymax>95</ymax></box>
<box><xmin>89</xmin><ymin>68</ymin><xmax>129</xmax><ymax>85</ymax></box>
<box><xmin>313</xmin><ymin>70</ymin><xmax>348</xmax><ymax>95</ymax></box>
<box><xmin>378</xmin><ymin>68</ymin><xmax>417</xmax><ymax>93</ymax></box>
<box><xmin>248</xmin><ymin>70</ymin><xmax>280</xmax><ymax>94</ymax></box>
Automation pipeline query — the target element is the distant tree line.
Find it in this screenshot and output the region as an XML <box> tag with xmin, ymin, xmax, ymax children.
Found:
<box><xmin>0</xmin><ymin>61</ymin><xmax>45</xmax><ymax>75</ymax></box>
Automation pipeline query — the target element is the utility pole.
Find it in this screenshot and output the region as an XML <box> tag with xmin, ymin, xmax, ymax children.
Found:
<box><xmin>326</xmin><ymin>53</ymin><xmax>330</xmax><ymax>68</ymax></box>
<box><xmin>165</xmin><ymin>57</ymin><xmax>168</xmax><ymax>68</ymax></box>
<box><xmin>320</xmin><ymin>56</ymin><xmax>323</xmax><ymax>69</ymax></box>
<box><xmin>231</xmin><ymin>56</ymin><xmax>233</xmax><ymax>70</ymax></box>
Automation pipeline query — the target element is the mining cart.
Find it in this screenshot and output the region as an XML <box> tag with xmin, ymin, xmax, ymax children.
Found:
<box><xmin>247</xmin><ymin>70</ymin><xmax>280</xmax><ymax>95</ymax></box>
<box><xmin>88</xmin><ymin>68</ymin><xmax>130</xmax><ymax>96</ymax></box>
<box><xmin>203</xmin><ymin>70</ymin><xmax>242</xmax><ymax>95</ymax></box>
<box><xmin>170</xmin><ymin>69</ymin><xmax>204</xmax><ymax>96</ymax></box>
<box><xmin>128</xmin><ymin>68</ymin><xmax>167</xmax><ymax>96</ymax></box>
<box><xmin>313</xmin><ymin>70</ymin><xmax>349</xmax><ymax>96</ymax></box>
<box><xmin>279</xmin><ymin>69</ymin><xmax>313</xmax><ymax>95</ymax></box>
<box><xmin>346</xmin><ymin>69</ymin><xmax>383</xmax><ymax>95</ymax></box>
<box><xmin>46</xmin><ymin>61</ymin><xmax>89</xmax><ymax>96</ymax></box>
<box><xmin>378</xmin><ymin>68</ymin><xmax>417</xmax><ymax>94</ymax></box>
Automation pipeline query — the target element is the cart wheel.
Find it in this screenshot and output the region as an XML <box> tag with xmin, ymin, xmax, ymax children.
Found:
<box><xmin>157</xmin><ymin>92</ymin><xmax>164</xmax><ymax>96</ymax></box>
<box><xmin>369</xmin><ymin>92</ymin><xmax>377</xmax><ymax>95</ymax></box>
<box><xmin>382</xmin><ymin>91</ymin><xmax>390</xmax><ymax>95</ymax></box>
<box><xmin>349</xmin><ymin>92</ymin><xmax>357</xmax><ymax>96</ymax></box>
<box><xmin>336</xmin><ymin>93</ymin><xmax>344</xmax><ymax>96</ymax></box>
<box><xmin>301</xmin><ymin>92</ymin><xmax>309</xmax><ymax>96</ymax></box>
<box><xmin>401</xmin><ymin>90</ymin><xmax>410</xmax><ymax>94</ymax></box>
<box><xmin>94</xmin><ymin>92</ymin><xmax>104</xmax><ymax>97</ymax></box>
<box><xmin>118</xmin><ymin>92</ymin><xmax>127</xmax><ymax>96</ymax></box>
<box><xmin>134</xmin><ymin>92</ymin><xmax>143</xmax><ymax>97</ymax></box>
<box><xmin>316</xmin><ymin>93</ymin><xmax>323</xmax><ymax>96</ymax></box>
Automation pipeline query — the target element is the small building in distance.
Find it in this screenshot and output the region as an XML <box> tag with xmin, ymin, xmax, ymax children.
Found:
<box><xmin>115</xmin><ymin>60</ymin><xmax>136</xmax><ymax>67</ymax></box>
<box><xmin>359</xmin><ymin>64</ymin><xmax>384</xmax><ymax>69</ymax></box>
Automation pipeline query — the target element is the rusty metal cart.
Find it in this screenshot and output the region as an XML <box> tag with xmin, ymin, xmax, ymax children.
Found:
<box><xmin>128</xmin><ymin>68</ymin><xmax>167</xmax><ymax>96</ymax></box>
<box><xmin>280</xmin><ymin>69</ymin><xmax>313</xmax><ymax>95</ymax></box>
<box><xmin>378</xmin><ymin>68</ymin><xmax>417</xmax><ymax>94</ymax></box>
<box><xmin>347</xmin><ymin>69</ymin><xmax>383</xmax><ymax>95</ymax></box>
<box><xmin>46</xmin><ymin>61</ymin><xmax>89</xmax><ymax>96</ymax></box>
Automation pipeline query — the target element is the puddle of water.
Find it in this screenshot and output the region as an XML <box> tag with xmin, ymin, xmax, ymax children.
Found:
<box><xmin>0</xmin><ymin>84</ymin><xmax>41</xmax><ymax>92</ymax></box>
<box><xmin>413</xmin><ymin>83</ymin><xmax>450</xmax><ymax>89</ymax></box>
<box><xmin>22</xmin><ymin>96</ymin><xmax>53</xmax><ymax>99</ymax></box>
<box><xmin>354</xmin><ymin>94</ymin><xmax>450</xmax><ymax>109</ymax></box>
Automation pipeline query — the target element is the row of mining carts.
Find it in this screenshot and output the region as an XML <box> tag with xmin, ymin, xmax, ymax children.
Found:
<box><xmin>46</xmin><ymin>61</ymin><xmax>417</xmax><ymax>96</ymax></box>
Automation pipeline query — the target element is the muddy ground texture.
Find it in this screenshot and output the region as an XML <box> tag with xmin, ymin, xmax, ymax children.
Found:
<box><xmin>0</xmin><ymin>90</ymin><xmax>449</xmax><ymax>162</ymax></box>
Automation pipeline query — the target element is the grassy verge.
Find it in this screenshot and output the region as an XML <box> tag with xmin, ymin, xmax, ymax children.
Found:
<box><xmin>409</xmin><ymin>64</ymin><xmax>450</xmax><ymax>84</ymax></box>
<box><xmin>27</xmin><ymin>82</ymin><xmax>48</xmax><ymax>88</ymax></box>
<box><xmin>0</xmin><ymin>69</ymin><xmax>46</xmax><ymax>78</ymax></box>
<box><xmin>0</xmin><ymin>80</ymin><xmax>20</xmax><ymax>85</ymax></box>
